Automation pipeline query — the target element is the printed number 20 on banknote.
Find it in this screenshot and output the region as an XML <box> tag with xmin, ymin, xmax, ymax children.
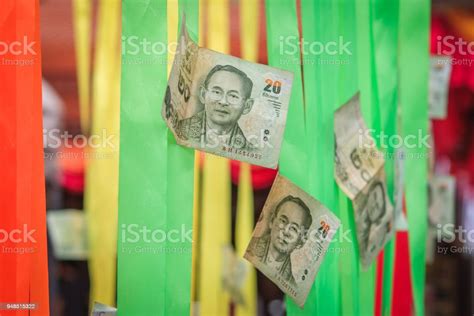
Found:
<box><xmin>162</xmin><ymin>20</ymin><xmax>293</xmax><ymax>168</ymax></box>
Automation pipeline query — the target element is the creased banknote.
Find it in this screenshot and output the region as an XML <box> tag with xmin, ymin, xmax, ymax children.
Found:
<box><xmin>334</xmin><ymin>93</ymin><xmax>394</xmax><ymax>268</ymax></box>
<box><xmin>222</xmin><ymin>245</ymin><xmax>248</xmax><ymax>306</ymax></box>
<box><xmin>429</xmin><ymin>55</ymin><xmax>452</xmax><ymax>119</ymax></box>
<box><xmin>334</xmin><ymin>93</ymin><xmax>385</xmax><ymax>200</ymax></box>
<box><xmin>352</xmin><ymin>168</ymin><xmax>394</xmax><ymax>267</ymax></box>
<box><xmin>47</xmin><ymin>209</ymin><xmax>88</xmax><ymax>260</ymax></box>
<box><xmin>244</xmin><ymin>174</ymin><xmax>340</xmax><ymax>307</ymax></box>
<box><xmin>162</xmin><ymin>19</ymin><xmax>293</xmax><ymax>168</ymax></box>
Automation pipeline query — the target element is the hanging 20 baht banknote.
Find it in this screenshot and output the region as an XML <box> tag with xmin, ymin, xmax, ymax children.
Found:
<box><xmin>244</xmin><ymin>174</ymin><xmax>340</xmax><ymax>307</ymax></box>
<box><xmin>162</xmin><ymin>20</ymin><xmax>293</xmax><ymax>168</ymax></box>
<box><xmin>334</xmin><ymin>93</ymin><xmax>394</xmax><ymax>268</ymax></box>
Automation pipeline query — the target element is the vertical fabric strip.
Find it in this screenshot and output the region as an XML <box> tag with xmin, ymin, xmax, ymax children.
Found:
<box><xmin>235</xmin><ymin>163</ymin><xmax>257</xmax><ymax>316</ymax></box>
<box><xmin>164</xmin><ymin>0</ymin><xmax>197</xmax><ymax>314</ymax></box>
<box><xmin>370</xmin><ymin>1</ymin><xmax>400</xmax><ymax>314</ymax></box>
<box><xmin>72</xmin><ymin>0</ymin><xmax>92</xmax><ymax>134</ymax></box>
<box><xmin>236</xmin><ymin>1</ymin><xmax>259</xmax><ymax>315</ymax></box>
<box><xmin>264</xmin><ymin>0</ymin><xmax>307</xmax><ymax>314</ymax></box>
<box><xmin>300</xmin><ymin>0</ymin><xmax>341</xmax><ymax>315</ymax></box>
<box><xmin>336</xmin><ymin>1</ymin><xmax>360</xmax><ymax>315</ymax></box>
<box><xmin>117</xmin><ymin>0</ymin><xmax>168</xmax><ymax>314</ymax></box>
<box><xmin>198</xmin><ymin>0</ymin><xmax>231</xmax><ymax>315</ymax></box>
<box><xmin>0</xmin><ymin>0</ymin><xmax>50</xmax><ymax>314</ymax></box>
<box><xmin>85</xmin><ymin>0</ymin><xmax>121</xmax><ymax>307</ymax></box>
<box><xmin>399</xmin><ymin>0</ymin><xmax>430</xmax><ymax>314</ymax></box>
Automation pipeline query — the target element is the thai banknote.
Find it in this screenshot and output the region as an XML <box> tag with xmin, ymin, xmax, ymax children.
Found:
<box><xmin>428</xmin><ymin>174</ymin><xmax>456</xmax><ymax>234</ymax></box>
<box><xmin>222</xmin><ymin>245</ymin><xmax>248</xmax><ymax>306</ymax></box>
<box><xmin>429</xmin><ymin>55</ymin><xmax>452</xmax><ymax>119</ymax></box>
<box><xmin>334</xmin><ymin>93</ymin><xmax>394</xmax><ymax>268</ymax></box>
<box><xmin>244</xmin><ymin>174</ymin><xmax>340</xmax><ymax>307</ymax></box>
<box><xmin>334</xmin><ymin>93</ymin><xmax>385</xmax><ymax>200</ymax></box>
<box><xmin>47</xmin><ymin>209</ymin><xmax>88</xmax><ymax>260</ymax></box>
<box><xmin>162</xmin><ymin>19</ymin><xmax>293</xmax><ymax>168</ymax></box>
<box><xmin>352</xmin><ymin>168</ymin><xmax>394</xmax><ymax>267</ymax></box>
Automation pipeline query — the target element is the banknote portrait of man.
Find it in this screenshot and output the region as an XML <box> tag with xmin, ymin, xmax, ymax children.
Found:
<box><xmin>176</xmin><ymin>64</ymin><xmax>255</xmax><ymax>150</ymax></box>
<box><xmin>357</xmin><ymin>181</ymin><xmax>392</xmax><ymax>261</ymax></box>
<box><xmin>247</xmin><ymin>195</ymin><xmax>313</xmax><ymax>287</ymax></box>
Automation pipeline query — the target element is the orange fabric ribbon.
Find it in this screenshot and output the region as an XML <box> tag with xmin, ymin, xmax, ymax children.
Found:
<box><xmin>0</xmin><ymin>0</ymin><xmax>50</xmax><ymax>315</ymax></box>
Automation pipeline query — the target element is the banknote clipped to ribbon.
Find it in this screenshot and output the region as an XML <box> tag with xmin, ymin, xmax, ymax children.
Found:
<box><xmin>429</xmin><ymin>55</ymin><xmax>452</xmax><ymax>119</ymax></box>
<box><xmin>334</xmin><ymin>93</ymin><xmax>395</xmax><ymax>268</ymax></box>
<box><xmin>244</xmin><ymin>174</ymin><xmax>340</xmax><ymax>307</ymax></box>
<box><xmin>162</xmin><ymin>19</ymin><xmax>293</xmax><ymax>168</ymax></box>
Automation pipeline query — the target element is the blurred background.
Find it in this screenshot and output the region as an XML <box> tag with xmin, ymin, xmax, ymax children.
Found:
<box><xmin>40</xmin><ymin>0</ymin><xmax>474</xmax><ymax>315</ymax></box>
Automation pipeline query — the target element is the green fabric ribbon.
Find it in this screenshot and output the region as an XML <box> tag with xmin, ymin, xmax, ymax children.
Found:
<box><xmin>371</xmin><ymin>1</ymin><xmax>400</xmax><ymax>314</ymax></box>
<box><xmin>300</xmin><ymin>0</ymin><xmax>341</xmax><ymax>315</ymax></box>
<box><xmin>399</xmin><ymin>0</ymin><xmax>430</xmax><ymax>314</ymax></box>
<box><xmin>264</xmin><ymin>0</ymin><xmax>312</xmax><ymax>313</ymax></box>
<box><xmin>336</xmin><ymin>2</ymin><xmax>361</xmax><ymax>315</ymax></box>
<box><xmin>117</xmin><ymin>1</ymin><xmax>196</xmax><ymax>315</ymax></box>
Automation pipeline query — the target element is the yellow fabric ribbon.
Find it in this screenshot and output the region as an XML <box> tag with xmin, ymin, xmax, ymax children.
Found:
<box><xmin>235</xmin><ymin>1</ymin><xmax>259</xmax><ymax>314</ymax></box>
<box><xmin>235</xmin><ymin>163</ymin><xmax>257</xmax><ymax>316</ymax></box>
<box><xmin>200</xmin><ymin>155</ymin><xmax>231</xmax><ymax>315</ymax></box>
<box><xmin>72</xmin><ymin>0</ymin><xmax>92</xmax><ymax>134</ymax></box>
<box><xmin>198</xmin><ymin>1</ymin><xmax>231</xmax><ymax>314</ymax></box>
<box><xmin>84</xmin><ymin>0</ymin><xmax>121</xmax><ymax>307</ymax></box>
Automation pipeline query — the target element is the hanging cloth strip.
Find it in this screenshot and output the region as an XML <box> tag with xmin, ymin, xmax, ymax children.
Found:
<box><xmin>198</xmin><ymin>0</ymin><xmax>232</xmax><ymax>315</ymax></box>
<box><xmin>399</xmin><ymin>0</ymin><xmax>430</xmax><ymax>314</ymax></box>
<box><xmin>72</xmin><ymin>0</ymin><xmax>92</xmax><ymax>134</ymax></box>
<box><xmin>0</xmin><ymin>0</ymin><xmax>50</xmax><ymax>314</ymax></box>
<box><xmin>117</xmin><ymin>0</ymin><xmax>196</xmax><ymax>314</ymax></box>
<box><xmin>84</xmin><ymin>0</ymin><xmax>121</xmax><ymax>308</ymax></box>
